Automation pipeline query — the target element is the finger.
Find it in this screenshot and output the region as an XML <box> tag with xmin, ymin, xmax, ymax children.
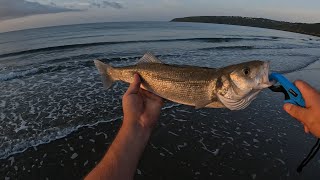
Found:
<box><xmin>140</xmin><ymin>90</ymin><xmax>164</xmax><ymax>107</ymax></box>
<box><xmin>140</xmin><ymin>89</ymin><xmax>163</xmax><ymax>104</ymax></box>
<box><xmin>125</xmin><ymin>74</ymin><xmax>141</xmax><ymax>95</ymax></box>
<box><xmin>140</xmin><ymin>89</ymin><xmax>156</xmax><ymax>99</ymax></box>
<box><xmin>294</xmin><ymin>80</ymin><xmax>318</xmax><ymax>106</ymax></box>
<box><xmin>143</xmin><ymin>92</ymin><xmax>163</xmax><ymax>106</ymax></box>
<box><xmin>284</xmin><ymin>103</ymin><xmax>309</xmax><ymax>124</ymax></box>
<box><xmin>138</xmin><ymin>88</ymin><xmax>147</xmax><ymax>103</ymax></box>
<box><xmin>304</xmin><ymin>125</ymin><xmax>310</xmax><ymax>133</ymax></box>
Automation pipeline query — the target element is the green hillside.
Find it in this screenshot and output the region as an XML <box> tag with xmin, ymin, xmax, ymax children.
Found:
<box><xmin>171</xmin><ymin>16</ymin><xmax>320</xmax><ymax>37</ymax></box>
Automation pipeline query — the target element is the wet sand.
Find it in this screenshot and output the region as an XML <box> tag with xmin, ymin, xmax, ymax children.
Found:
<box><xmin>1</xmin><ymin>61</ymin><xmax>320</xmax><ymax>180</ymax></box>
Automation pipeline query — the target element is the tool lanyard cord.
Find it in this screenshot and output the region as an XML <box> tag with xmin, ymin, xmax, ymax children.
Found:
<box><xmin>297</xmin><ymin>138</ymin><xmax>320</xmax><ymax>172</ymax></box>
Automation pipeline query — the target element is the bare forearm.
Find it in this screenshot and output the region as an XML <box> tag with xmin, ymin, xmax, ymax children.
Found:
<box><xmin>86</xmin><ymin>74</ymin><xmax>163</xmax><ymax>179</ymax></box>
<box><xmin>85</xmin><ymin>121</ymin><xmax>151</xmax><ymax>180</ymax></box>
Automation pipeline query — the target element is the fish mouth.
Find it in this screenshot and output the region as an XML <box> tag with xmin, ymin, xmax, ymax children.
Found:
<box><xmin>256</xmin><ymin>61</ymin><xmax>274</xmax><ymax>89</ymax></box>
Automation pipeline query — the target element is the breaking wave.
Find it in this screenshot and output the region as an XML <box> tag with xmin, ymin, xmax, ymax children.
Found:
<box><xmin>0</xmin><ymin>54</ymin><xmax>166</xmax><ymax>81</ymax></box>
<box><xmin>199</xmin><ymin>46</ymin><xmax>255</xmax><ymax>50</ymax></box>
<box><xmin>0</xmin><ymin>65</ymin><xmax>77</xmax><ymax>81</ymax></box>
<box><xmin>0</xmin><ymin>37</ymin><xmax>276</xmax><ymax>58</ymax></box>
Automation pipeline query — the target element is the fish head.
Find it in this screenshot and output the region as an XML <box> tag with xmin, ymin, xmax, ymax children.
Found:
<box><xmin>216</xmin><ymin>60</ymin><xmax>273</xmax><ymax>110</ymax></box>
<box><xmin>229</xmin><ymin>60</ymin><xmax>273</xmax><ymax>94</ymax></box>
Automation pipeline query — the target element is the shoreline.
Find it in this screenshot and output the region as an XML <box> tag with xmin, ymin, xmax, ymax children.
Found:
<box><xmin>286</xmin><ymin>58</ymin><xmax>320</xmax><ymax>88</ymax></box>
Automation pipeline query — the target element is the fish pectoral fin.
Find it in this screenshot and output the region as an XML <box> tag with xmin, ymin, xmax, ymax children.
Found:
<box><xmin>138</xmin><ymin>52</ymin><xmax>163</xmax><ymax>64</ymax></box>
<box><xmin>195</xmin><ymin>99</ymin><xmax>213</xmax><ymax>109</ymax></box>
<box><xmin>205</xmin><ymin>101</ymin><xmax>226</xmax><ymax>108</ymax></box>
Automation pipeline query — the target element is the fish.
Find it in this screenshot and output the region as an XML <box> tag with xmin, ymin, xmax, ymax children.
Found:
<box><xmin>94</xmin><ymin>52</ymin><xmax>273</xmax><ymax>110</ymax></box>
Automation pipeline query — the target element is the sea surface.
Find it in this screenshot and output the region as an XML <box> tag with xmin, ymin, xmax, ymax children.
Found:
<box><xmin>1</xmin><ymin>21</ymin><xmax>320</xmax><ymax>179</ymax></box>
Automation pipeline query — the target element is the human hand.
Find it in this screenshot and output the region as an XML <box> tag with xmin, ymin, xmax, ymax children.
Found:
<box><xmin>284</xmin><ymin>80</ymin><xmax>320</xmax><ymax>138</ymax></box>
<box><xmin>122</xmin><ymin>74</ymin><xmax>164</xmax><ymax>131</ymax></box>
<box><xmin>86</xmin><ymin>74</ymin><xmax>163</xmax><ymax>180</ymax></box>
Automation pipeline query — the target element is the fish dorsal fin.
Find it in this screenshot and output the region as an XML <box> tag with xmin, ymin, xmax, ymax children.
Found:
<box><xmin>138</xmin><ymin>52</ymin><xmax>163</xmax><ymax>64</ymax></box>
<box><xmin>217</xmin><ymin>90</ymin><xmax>261</xmax><ymax>110</ymax></box>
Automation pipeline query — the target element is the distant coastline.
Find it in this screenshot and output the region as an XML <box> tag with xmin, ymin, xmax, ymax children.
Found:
<box><xmin>171</xmin><ymin>16</ymin><xmax>320</xmax><ymax>38</ymax></box>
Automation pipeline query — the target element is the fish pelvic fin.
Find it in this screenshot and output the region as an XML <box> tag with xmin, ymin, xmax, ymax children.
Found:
<box><xmin>138</xmin><ymin>52</ymin><xmax>163</xmax><ymax>64</ymax></box>
<box><xmin>94</xmin><ymin>60</ymin><xmax>114</xmax><ymax>89</ymax></box>
<box><xmin>195</xmin><ymin>99</ymin><xmax>213</xmax><ymax>109</ymax></box>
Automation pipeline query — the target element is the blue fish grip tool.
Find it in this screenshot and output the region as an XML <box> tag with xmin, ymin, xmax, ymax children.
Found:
<box><xmin>268</xmin><ymin>72</ymin><xmax>305</xmax><ymax>107</ymax></box>
<box><xmin>269</xmin><ymin>73</ymin><xmax>319</xmax><ymax>173</ymax></box>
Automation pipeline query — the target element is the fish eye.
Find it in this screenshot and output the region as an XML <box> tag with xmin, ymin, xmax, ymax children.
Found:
<box><xmin>243</xmin><ymin>67</ymin><xmax>250</xmax><ymax>75</ymax></box>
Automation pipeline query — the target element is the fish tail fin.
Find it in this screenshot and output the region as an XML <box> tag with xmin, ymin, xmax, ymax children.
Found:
<box><xmin>94</xmin><ymin>60</ymin><xmax>114</xmax><ymax>89</ymax></box>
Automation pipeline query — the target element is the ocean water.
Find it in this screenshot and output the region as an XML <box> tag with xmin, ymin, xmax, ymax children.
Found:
<box><xmin>0</xmin><ymin>21</ymin><xmax>320</xmax><ymax>160</ymax></box>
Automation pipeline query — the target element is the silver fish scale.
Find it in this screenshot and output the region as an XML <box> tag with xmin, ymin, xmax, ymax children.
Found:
<box><xmin>112</xmin><ymin>63</ymin><xmax>220</xmax><ymax>106</ymax></box>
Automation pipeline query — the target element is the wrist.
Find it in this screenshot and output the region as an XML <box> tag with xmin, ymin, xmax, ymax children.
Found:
<box><xmin>121</xmin><ymin>117</ymin><xmax>152</xmax><ymax>141</ymax></box>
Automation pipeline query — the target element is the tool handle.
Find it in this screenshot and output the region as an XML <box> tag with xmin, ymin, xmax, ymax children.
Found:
<box><xmin>269</xmin><ymin>73</ymin><xmax>306</xmax><ymax>107</ymax></box>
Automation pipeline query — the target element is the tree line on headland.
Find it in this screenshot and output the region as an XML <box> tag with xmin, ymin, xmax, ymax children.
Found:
<box><xmin>171</xmin><ymin>16</ymin><xmax>320</xmax><ymax>37</ymax></box>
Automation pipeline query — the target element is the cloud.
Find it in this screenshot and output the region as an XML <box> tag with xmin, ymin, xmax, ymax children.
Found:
<box><xmin>0</xmin><ymin>0</ymin><xmax>76</xmax><ymax>20</ymax></box>
<box><xmin>90</xmin><ymin>1</ymin><xmax>124</xmax><ymax>9</ymax></box>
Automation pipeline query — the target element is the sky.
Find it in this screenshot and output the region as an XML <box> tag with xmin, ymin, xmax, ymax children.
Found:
<box><xmin>0</xmin><ymin>0</ymin><xmax>319</xmax><ymax>33</ymax></box>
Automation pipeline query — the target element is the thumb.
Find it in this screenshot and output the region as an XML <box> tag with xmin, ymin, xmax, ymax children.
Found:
<box><xmin>284</xmin><ymin>103</ymin><xmax>308</xmax><ymax>124</ymax></box>
<box><xmin>126</xmin><ymin>74</ymin><xmax>141</xmax><ymax>94</ymax></box>
<box><xmin>295</xmin><ymin>80</ymin><xmax>319</xmax><ymax>106</ymax></box>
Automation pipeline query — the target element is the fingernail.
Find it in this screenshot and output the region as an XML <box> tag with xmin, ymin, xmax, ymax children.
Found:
<box><xmin>284</xmin><ymin>104</ymin><xmax>292</xmax><ymax>111</ymax></box>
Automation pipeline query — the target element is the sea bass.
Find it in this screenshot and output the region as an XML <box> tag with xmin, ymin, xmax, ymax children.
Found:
<box><xmin>94</xmin><ymin>52</ymin><xmax>272</xmax><ymax>110</ymax></box>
